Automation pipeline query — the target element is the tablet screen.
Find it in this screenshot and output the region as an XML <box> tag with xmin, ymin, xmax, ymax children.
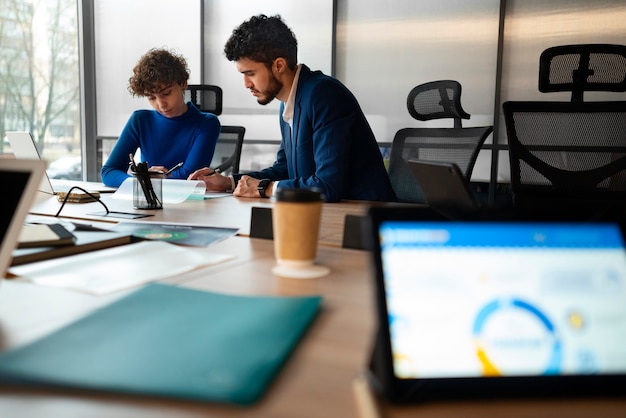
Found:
<box><xmin>378</xmin><ymin>221</ymin><xmax>626</xmax><ymax>380</ymax></box>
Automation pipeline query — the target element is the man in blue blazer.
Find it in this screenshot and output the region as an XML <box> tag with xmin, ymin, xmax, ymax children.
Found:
<box><xmin>189</xmin><ymin>14</ymin><xmax>396</xmax><ymax>203</ymax></box>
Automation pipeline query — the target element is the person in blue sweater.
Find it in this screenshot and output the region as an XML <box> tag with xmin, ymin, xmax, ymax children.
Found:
<box><xmin>101</xmin><ymin>48</ymin><xmax>220</xmax><ymax>187</ymax></box>
<box><xmin>188</xmin><ymin>15</ymin><xmax>396</xmax><ymax>202</ymax></box>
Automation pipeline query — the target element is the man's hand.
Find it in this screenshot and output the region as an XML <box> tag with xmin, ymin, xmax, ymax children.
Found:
<box><xmin>187</xmin><ymin>167</ymin><xmax>232</xmax><ymax>191</ymax></box>
<box><xmin>234</xmin><ymin>175</ymin><xmax>273</xmax><ymax>198</ymax></box>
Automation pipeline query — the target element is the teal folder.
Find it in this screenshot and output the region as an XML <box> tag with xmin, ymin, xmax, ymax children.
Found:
<box><xmin>0</xmin><ymin>283</ymin><xmax>322</xmax><ymax>405</ymax></box>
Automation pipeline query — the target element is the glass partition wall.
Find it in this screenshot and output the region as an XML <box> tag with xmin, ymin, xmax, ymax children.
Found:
<box><xmin>87</xmin><ymin>0</ymin><xmax>501</xmax><ymax>187</ymax></box>
<box><xmin>336</xmin><ymin>0</ymin><xmax>501</xmax><ymax>184</ymax></box>
<box><xmin>91</xmin><ymin>0</ymin><xmax>202</xmax><ymax>179</ymax></box>
<box><xmin>202</xmin><ymin>0</ymin><xmax>335</xmax><ymax>171</ymax></box>
<box><xmin>499</xmin><ymin>0</ymin><xmax>626</xmax><ymax>183</ymax></box>
<box><xmin>3</xmin><ymin>0</ymin><xmax>625</xmax><ymax>198</ymax></box>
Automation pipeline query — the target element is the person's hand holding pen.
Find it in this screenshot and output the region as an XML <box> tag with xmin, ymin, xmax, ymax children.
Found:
<box><xmin>188</xmin><ymin>167</ymin><xmax>233</xmax><ymax>191</ymax></box>
<box><xmin>165</xmin><ymin>162</ymin><xmax>184</xmax><ymax>175</ymax></box>
<box><xmin>149</xmin><ymin>162</ymin><xmax>184</xmax><ymax>178</ymax></box>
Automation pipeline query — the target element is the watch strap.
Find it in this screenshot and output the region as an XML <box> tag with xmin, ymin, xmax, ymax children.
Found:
<box><xmin>257</xmin><ymin>179</ymin><xmax>271</xmax><ymax>198</ymax></box>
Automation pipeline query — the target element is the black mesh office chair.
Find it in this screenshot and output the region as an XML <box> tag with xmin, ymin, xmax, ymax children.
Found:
<box><xmin>185</xmin><ymin>85</ymin><xmax>246</xmax><ymax>175</ymax></box>
<box><xmin>503</xmin><ymin>44</ymin><xmax>626</xmax><ymax>212</ymax></box>
<box><xmin>185</xmin><ymin>84</ymin><xmax>223</xmax><ymax>115</ymax></box>
<box><xmin>538</xmin><ymin>44</ymin><xmax>626</xmax><ymax>102</ymax></box>
<box><xmin>211</xmin><ymin>125</ymin><xmax>245</xmax><ymax>175</ymax></box>
<box><xmin>388</xmin><ymin>80</ymin><xmax>493</xmax><ymax>203</ymax></box>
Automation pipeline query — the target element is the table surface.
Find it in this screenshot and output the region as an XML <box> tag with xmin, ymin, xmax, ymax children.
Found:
<box><xmin>0</xmin><ymin>237</ymin><xmax>377</xmax><ymax>418</ymax></box>
<box><xmin>2</xmin><ymin>191</ymin><xmax>625</xmax><ymax>417</ymax></box>
<box><xmin>28</xmin><ymin>192</ymin><xmax>375</xmax><ymax>247</ymax></box>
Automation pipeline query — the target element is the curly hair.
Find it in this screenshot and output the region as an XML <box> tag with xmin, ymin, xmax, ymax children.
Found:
<box><xmin>128</xmin><ymin>48</ymin><xmax>189</xmax><ymax>97</ymax></box>
<box><xmin>224</xmin><ymin>14</ymin><xmax>298</xmax><ymax>70</ymax></box>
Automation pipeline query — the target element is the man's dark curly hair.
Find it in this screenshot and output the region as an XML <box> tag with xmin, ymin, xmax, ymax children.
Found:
<box><xmin>224</xmin><ymin>14</ymin><xmax>298</xmax><ymax>70</ymax></box>
<box><xmin>128</xmin><ymin>48</ymin><xmax>189</xmax><ymax>97</ymax></box>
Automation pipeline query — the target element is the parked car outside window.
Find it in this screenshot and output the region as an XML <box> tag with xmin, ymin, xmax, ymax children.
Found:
<box><xmin>47</xmin><ymin>155</ymin><xmax>82</xmax><ymax>180</ymax></box>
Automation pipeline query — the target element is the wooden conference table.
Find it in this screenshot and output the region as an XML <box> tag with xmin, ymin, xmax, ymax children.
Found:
<box><xmin>26</xmin><ymin>191</ymin><xmax>371</xmax><ymax>247</ymax></box>
<box><xmin>1</xmin><ymin>192</ymin><xmax>625</xmax><ymax>418</ymax></box>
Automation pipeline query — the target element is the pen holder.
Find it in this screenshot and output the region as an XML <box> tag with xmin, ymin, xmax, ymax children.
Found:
<box><xmin>132</xmin><ymin>172</ymin><xmax>163</xmax><ymax>210</ymax></box>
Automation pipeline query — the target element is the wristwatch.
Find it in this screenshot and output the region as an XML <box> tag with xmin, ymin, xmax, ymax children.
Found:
<box><xmin>257</xmin><ymin>179</ymin><xmax>271</xmax><ymax>198</ymax></box>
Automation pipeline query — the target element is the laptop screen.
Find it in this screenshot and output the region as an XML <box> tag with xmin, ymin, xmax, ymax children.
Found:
<box><xmin>378</xmin><ymin>220</ymin><xmax>626</xmax><ymax>380</ymax></box>
<box><xmin>5</xmin><ymin>131</ymin><xmax>54</xmax><ymax>194</ymax></box>
<box><xmin>0</xmin><ymin>170</ymin><xmax>31</xmax><ymax>243</ymax></box>
<box><xmin>0</xmin><ymin>159</ymin><xmax>46</xmax><ymax>277</ymax></box>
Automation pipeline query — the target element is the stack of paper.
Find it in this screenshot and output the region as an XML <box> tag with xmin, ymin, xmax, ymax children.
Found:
<box><xmin>9</xmin><ymin>241</ymin><xmax>233</xmax><ymax>295</ymax></box>
<box><xmin>111</xmin><ymin>178</ymin><xmax>207</xmax><ymax>203</ymax></box>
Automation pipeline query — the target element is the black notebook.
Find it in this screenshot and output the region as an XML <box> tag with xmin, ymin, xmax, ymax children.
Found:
<box><xmin>17</xmin><ymin>223</ymin><xmax>75</xmax><ymax>248</ymax></box>
<box><xmin>12</xmin><ymin>230</ymin><xmax>134</xmax><ymax>266</ymax></box>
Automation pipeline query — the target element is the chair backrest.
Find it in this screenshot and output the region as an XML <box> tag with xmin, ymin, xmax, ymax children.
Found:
<box><xmin>502</xmin><ymin>100</ymin><xmax>626</xmax><ymax>210</ymax></box>
<box><xmin>539</xmin><ymin>44</ymin><xmax>626</xmax><ymax>102</ymax></box>
<box><xmin>387</xmin><ymin>126</ymin><xmax>492</xmax><ymax>203</ymax></box>
<box><xmin>185</xmin><ymin>84</ymin><xmax>223</xmax><ymax>115</ymax></box>
<box><xmin>406</xmin><ymin>80</ymin><xmax>471</xmax><ymax>128</ymax></box>
<box><xmin>211</xmin><ymin>125</ymin><xmax>245</xmax><ymax>175</ymax></box>
<box><xmin>183</xmin><ymin>85</ymin><xmax>243</xmax><ymax>174</ymax></box>
<box><xmin>389</xmin><ymin>80</ymin><xmax>492</xmax><ymax>203</ymax></box>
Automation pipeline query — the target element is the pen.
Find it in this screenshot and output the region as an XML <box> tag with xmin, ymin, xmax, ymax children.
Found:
<box><xmin>128</xmin><ymin>153</ymin><xmax>138</xmax><ymax>172</ymax></box>
<box><xmin>206</xmin><ymin>168</ymin><xmax>221</xmax><ymax>176</ymax></box>
<box><xmin>166</xmin><ymin>162</ymin><xmax>184</xmax><ymax>175</ymax></box>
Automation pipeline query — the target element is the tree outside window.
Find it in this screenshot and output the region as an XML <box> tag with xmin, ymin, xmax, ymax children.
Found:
<box><xmin>0</xmin><ymin>0</ymin><xmax>80</xmax><ymax>177</ymax></box>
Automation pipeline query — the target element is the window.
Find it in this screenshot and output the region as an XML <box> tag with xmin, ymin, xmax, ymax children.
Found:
<box><xmin>0</xmin><ymin>0</ymin><xmax>81</xmax><ymax>180</ymax></box>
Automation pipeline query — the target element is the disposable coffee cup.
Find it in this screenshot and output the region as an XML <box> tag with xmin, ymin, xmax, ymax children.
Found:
<box><xmin>271</xmin><ymin>188</ymin><xmax>330</xmax><ymax>279</ymax></box>
<box><xmin>132</xmin><ymin>172</ymin><xmax>163</xmax><ymax>209</ymax></box>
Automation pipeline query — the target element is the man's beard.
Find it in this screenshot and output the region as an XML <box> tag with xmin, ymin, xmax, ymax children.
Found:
<box><xmin>256</xmin><ymin>74</ymin><xmax>283</xmax><ymax>105</ymax></box>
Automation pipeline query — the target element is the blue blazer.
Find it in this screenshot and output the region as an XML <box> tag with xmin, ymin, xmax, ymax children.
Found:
<box><xmin>238</xmin><ymin>65</ymin><xmax>396</xmax><ymax>202</ymax></box>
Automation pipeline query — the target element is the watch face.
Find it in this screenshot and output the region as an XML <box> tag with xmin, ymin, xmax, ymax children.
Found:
<box><xmin>258</xmin><ymin>179</ymin><xmax>270</xmax><ymax>197</ymax></box>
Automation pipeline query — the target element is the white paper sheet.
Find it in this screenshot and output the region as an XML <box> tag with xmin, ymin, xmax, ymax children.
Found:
<box><xmin>112</xmin><ymin>178</ymin><xmax>206</xmax><ymax>203</ymax></box>
<box><xmin>9</xmin><ymin>241</ymin><xmax>234</xmax><ymax>295</ymax></box>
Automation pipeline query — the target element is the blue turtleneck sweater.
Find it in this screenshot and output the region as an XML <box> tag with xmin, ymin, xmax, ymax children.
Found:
<box><xmin>101</xmin><ymin>102</ymin><xmax>220</xmax><ymax>187</ymax></box>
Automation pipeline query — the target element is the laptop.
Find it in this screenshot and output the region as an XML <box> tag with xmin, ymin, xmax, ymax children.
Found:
<box><xmin>367</xmin><ymin>206</ymin><xmax>626</xmax><ymax>403</ymax></box>
<box><xmin>0</xmin><ymin>159</ymin><xmax>47</xmax><ymax>278</ymax></box>
<box><xmin>407</xmin><ymin>159</ymin><xmax>479</xmax><ymax>215</ymax></box>
<box><xmin>5</xmin><ymin>131</ymin><xmax>116</xmax><ymax>194</ymax></box>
